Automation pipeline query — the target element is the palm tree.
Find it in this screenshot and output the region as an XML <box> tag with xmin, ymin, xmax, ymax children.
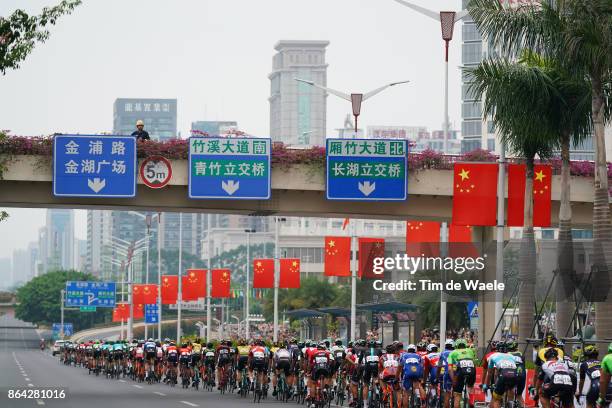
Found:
<box><xmin>468</xmin><ymin>58</ymin><xmax>557</xmax><ymax>352</ymax></box>
<box><xmin>467</xmin><ymin>0</ymin><xmax>611</xmax><ymax>338</ymax></box>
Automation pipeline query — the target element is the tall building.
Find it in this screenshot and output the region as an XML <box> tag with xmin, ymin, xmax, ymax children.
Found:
<box><xmin>113</xmin><ymin>98</ymin><xmax>177</xmax><ymax>141</ymax></box>
<box><xmin>0</xmin><ymin>258</ymin><xmax>11</xmax><ymax>289</ymax></box>
<box><xmin>269</xmin><ymin>40</ymin><xmax>329</xmax><ymax>147</ymax></box>
<box><xmin>42</xmin><ymin>209</ymin><xmax>75</xmax><ymax>273</ymax></box>
<box><xmin>11</xmin><ymin>249</ymin><xmax>28</xmax><ymax>287</ymax></box>
<box><xmin>86</xmin><ymin>210</ymin><xmax>112</xmax><ymax>277</ymax></box>
<box><xmin>159</xmin><ymin>213</ymin><xmax>203</xmax><ymax>257</ymax></box>
<box><xmin>26</xmin><ymin>242</ymin><xmax>39</xmax><ymax>280</ymax></box>
<box><xmin>191</xmin><ymin>121</ymin><xmax>238</xmax><ymax>136</ymax></box>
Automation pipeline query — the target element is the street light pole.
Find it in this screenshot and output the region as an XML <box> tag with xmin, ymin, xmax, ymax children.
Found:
<box><xmin>144</xmin><ymin>215</ymin><xmax>151</xmax><ymax>339</ymax></box>
<box><xmin>350</xmin><ymin>222</ymin><xmax>357</xmax><ymax>342</ymax></box>
<box><xmin>177</xmin><ymin>213</ymin><xmax>183</xmax><ymax>342</ymax></box>
<box><xmin>245</xmin><ymin>230</ymin><xmax>253</xmax><ymax>340</ymax></box>
<box><xmin>206</xmin><ymin>213</ymin><xmax>212</xmax><ymax>341</ymax></box>
<box><xmin>157</xmin><ymin>213</ymin><xmax>162</xmax><ymax>340</ymax></box>
<box><xmin>60</xmin><ymin>289</ymin><xmax>65</xmax><ymax>339</ymax></box>
<box><xmin>273</xmin><ymin>218</ymin><xmax>280</xmax><ymax>343</ymax></box>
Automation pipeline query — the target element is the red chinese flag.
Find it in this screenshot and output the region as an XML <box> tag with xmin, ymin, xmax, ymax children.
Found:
<box><xmin>358</xmin><ymin>238</ymin><xmax>385</xmax><ymax>279</ymax></box>
<box><xmin>133</xmin><ymin>284</ymin><xmax>158</xmax><ymax>305</ymax></box>
<box><xmin>112</xmin><ymin>308</ymin><xmax>123</xmax><ymax>322</ymax></box>
<box><xmin>114</xmin><ymin>303</ymin><xmax>129</xmax><ymax>320</ymax></box>
<box><xmin>406</xmin><ymin>221</ymin><xmax>441</xmax><ymax>257</ymax></box>
<box><xmin>253</xmin><ymin>259</ymin><xmax>274</xmax><ymax>289</ymax></box>
<box><xmin>280</xmin><ymin>258</ymin><xmax>300</xmax><ymax>288</ymax></box>
<box><xmin>324</xmin><ymin>236</ymin><xmax>351</xmax><ymax>277</ymax></box>
<box><xmin>161</xmin><ymin>275</ymin><xmax>178</xmax><ymax>305</ymax></box>
<box><xmin>182</xmin><ymin>269</ymin><xmax>206</xmax><ymax>301</ymax></box>
<box><xmin>452</xmin><ymin>163</ymin><xmax>498</xmax><ymax>226</ymax></box>
<box><xmin>449</xmin><ymin>225</ymin><xmax>479</xmax><ymax>258</ymax></box>
<box><xmin>133</xmin><ymin>303</ymin><xmax>145</xmax><ymax>319</ymax></box>
<box><xmin>507</xmin><ymin>164</ymin><xmax>552</xmax><ymax>227</ymax></box>
<box><xmin>212</xmin><ymin>269</ymin><xmax>231</xmax><ymax>298</ymax></box>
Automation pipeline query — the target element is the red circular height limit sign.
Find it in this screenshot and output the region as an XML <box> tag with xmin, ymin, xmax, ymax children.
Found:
<box><xmin>139</xmin><ymin>156</ymin><xmax>172</xmax><ymax>189</ymax></box>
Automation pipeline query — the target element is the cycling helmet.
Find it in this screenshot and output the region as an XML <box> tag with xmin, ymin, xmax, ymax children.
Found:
<box><xmin>335</xmin><ymin>339</ymin><xmax>343</xmax><ymax>346</ymax></box>
<box><xmin>317</xmin><ymin>342</ymin><xmax>327</xmax><ymax>350</ymax></box>
<box><xmin>226</xmin><ymin>340</ymin><xmax>233</xmax><ymax>346</ymax></box>
<box><xmin>325</xmin><ymin>340</ymin><xmax>331</xmax><ymax>348</ymax></box>
<box><xmin>148</xmin><ymin>338</ymin><xmax>154</xmax><ymax>342</ymax></box>
<box><xmin>490</xmin><ymin>340</ymin><xmax>498</xmax><ymax>351</ymax></box>
<box><xmin>367</xmin><ymin>340</ymin><xmax>377</xmax><ymax>348</ymax></box>
<box><xmin>156</xmin><ymin>341</ymin><xmax>161</xmax><ymax>347</ymax></box>
<box><xmin>583</xmin><ymin>344</ymin><xmax>599</xmax><ymax>357</ymax></box>
<box><xmin>406</xmin><ymin>344</ymin><xmax>417</xmax><ymax>352</ymax></box>
<box><xmin>207</xmin><ymin>342</ymin><xmax>213</xmax><ymax>348</ymax></box>
<box><xmin>417</xmin><ymin>341</ymin><xmax>427</xmax><ymax>351</ymax></box>
<box><xmin>557</xmin><ymin>340</ymin><xmax>565</xmax><ymax>349</ymax></box>
<box><xmin>170</xmin><ymin>340</ymin><xmax>176</xmax><ymax>345</ymax></box>
<box><xmin>396</xmin><ymin>341</ymin><xmax>404</xmax><ymax>350</ymax></box>
<box><xmin>375</xmin><ymin>340</ymin><xmax>383</xmax><ymax>348</ymax></box>
<box><xmin>496</xmin><ymin>342</ymin><xmax>508</xmax><ymax>353</ymax></box>
<box><xmin>506</xmin><ymin>340</ymin><xmax>518</xmax><ymax>352</ymax></box>
<box><xmin>454</xmin><ymin>339</ymin><xmax>467</xmax><ymax>349</ymax></box>
<box><xmin>348</xmin><ymin>341</ymin><xmax>354</xmax><ymax>348</ymax></box>
<box><xmin>164</xmin><ymin>338</ymin><xmax>170</xmax><ymax>343</ymax></box>
<box><xmin>297</xmin><ymin>341</ymin><xmax>305</xmax><ymax>348</ymax></box>
<box><xmin>543</xmin><ymin>334</ymin><xmax>558</xmax><ymax>347</ymax></box>
<box><xmin>385</xmin><ymin>344</ymin><xmax>395</xmax><ymax>353</ymax></box>
<box><xmin>181</xmin><ymin>343</ymin><xmax>187</xmax><ymax>348</ymax></box>
<box><xmin>427</xmin><ymin>343</ymin><xmax>438</xmax><ymax>353</ymax></box>
<box><xmin>544</xmin><ymin>347</ymin><xmax>558</xmax><ymax>360</ymax></box>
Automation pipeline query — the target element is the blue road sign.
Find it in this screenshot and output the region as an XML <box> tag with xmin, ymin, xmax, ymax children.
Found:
<box><xmin>52</xmin><ymin>323</ymin><xmax>73</xmax><ymax>337</ymax></box>
<box><xmin>145</xmin><ymin>304</ymin><xmax>159</xmax><ymax>324</ymax></box>
<box><xmin>53</xmin><ymin>135</ymin><xmax>137</xmax><ymax>197</ymax></box>
<box><xmin>189</xmin><ymin>137</ymin><xmax>271</xmax><ymax>199</ymax></box>
<box><xmin>326</xmin><ymin>138</ymin><xmax>408</xmax><ymax>201</ymax></box>
<box><xmin>65</xmin><ymin>281</ymin><xmax>116</xmax><ymax>308</ymax></box>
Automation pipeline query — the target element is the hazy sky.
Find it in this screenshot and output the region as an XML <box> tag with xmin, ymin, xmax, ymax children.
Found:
<box><xmin>0</xmin><ymin>0</ymin><xmax>464</xmax><ymax>258</ymax></box>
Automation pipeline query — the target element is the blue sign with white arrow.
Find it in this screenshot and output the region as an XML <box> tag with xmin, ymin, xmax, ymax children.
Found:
<box><xmin>145</xmin><ymin>304</ymin><xmax>159</xmax><ymax>324</ymax></box>
<box><xmin>326</xmin><ymin>138</ymin><xmax>408</xmax><ymax>201</ymax></box>
<box><xmin>53</xmin><ymin>135</ymin><xmax>137</xmax><ymax>198</ymax></box>
<box><xmin>65</xmin><ymin>281</ymin><xmax>116</xmax><ymax>308</ymax></box>
<box><xmin>188</xmin><ymin>137</ymin><xmax>271</xmax><ymax>199</ymax></box>
<box><xmin>52</xmin><ymin>323</ymin><xmax>73</xmax><ymax>337</ymax></box>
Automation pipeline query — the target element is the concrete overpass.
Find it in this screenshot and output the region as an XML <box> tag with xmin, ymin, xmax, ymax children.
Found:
<box><xmin>0</xmin><ymin>155</ymin><xmax>604</xmax><ymax>227</ymax></box>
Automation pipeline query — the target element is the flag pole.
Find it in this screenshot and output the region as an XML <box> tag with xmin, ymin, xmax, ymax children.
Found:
<box><xmin>273</xmin><ymin>217</ymin><xmax>280</xmax><ymax>343</ymax></box>
<box><xmin>440</xmin><ymin>222</ymin><xmax>448</xmax><ymax>347</ymax></box>
<box><xmin>494</xmin><ymin>141</ymin><xmax>506</xmax><ymax>339</ymax></box>
<box><xmin>206</xmin><ymin>213</ymin><xmax>212</xmax><ymax>341</ymax></box>
<box><xmin>350</xmin><ymin>221</ymin><xmax>357</xmax><ymax>342</ymax></box>
<box><xmin>176</xmin><ymin>213</ymin><xmax>183</xmax><ymax>342</ymax></box>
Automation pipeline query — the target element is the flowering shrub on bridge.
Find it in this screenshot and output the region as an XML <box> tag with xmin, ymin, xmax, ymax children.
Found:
<box><xmin>0</xmin><ymin>135</ymin><xmax>611</xmax><ymax>179</ymax></box>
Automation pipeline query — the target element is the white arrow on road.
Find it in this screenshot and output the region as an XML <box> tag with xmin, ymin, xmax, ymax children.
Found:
<box><xmin>221</xmin><ymin>180</ymin><xmax>240</xmax><ymax>195</ymax></box>
<box><xmin>87</xmin><ymin>178</ymin><xmax>106</xmax><ymax>193</ymax></box>
<box><xmin>358</xmin><ymin>181</ymin><xmax>376</xmax><ymax>196</ymax></box>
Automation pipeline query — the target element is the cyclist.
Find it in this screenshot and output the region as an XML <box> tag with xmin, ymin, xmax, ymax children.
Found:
<box><xmin>424</xmin><ymin>343</ymin><xmax>441</xmax><ymax>405</ymax></box>
<box><xmin>216</xmin><ymin>339</ymin><xmax>231</xmax><ymax>390</ymax></box>
<box><xmin>448</xmin><ymin>338</ymin><xmax>476</xmax><ymax>408</ymax></box>
<box><xmin>309</xmin><ymin>341</ymin><xmax>332</xmax><ymax>408</ymax></box>
<box><xmin>178</xmin><ymin>342</ymin><xmax>192</xmax><ymax>385</ymax></box>
<box><xmin>483</xmin><ymin>342</ymin><xmax>518</xmax><ymax>408</ymax></box>
<box><xmin>272</xmin><ymin>341</ymin><xmax>292</xmax><ymax>397</ymax></box>
<box><xmin>379</xmin><ymin>343</ymin><xmax>401</xmax><ymax>404</ymax></box>
<box><xmin>400</xmin><ymin>343</ymin><xmax>426</xmax><ymax>408</ymax></box>
<box><xmin>331</xmin><ymin>339</ymin><xmax>347</xmax><ymax>398</ymax></box>
<box><xmin>236</xmin><ymin>339</ymin><xmax>250</xmax><ymax>393</ymax></box>
<box><xmin>134</xmin><ymin>340</ymin><xmax>146</xmax><ymax>379</ymax></box>
<box><xmin>203</xmin><ymin>342</ymin><xmax>216</xmax><ymax>386</ymax></box>
<box><xmin>112</xmin><ymin>340</ymin><xmax>124</xmax><ymax>376</ymax></box>
<box><xmin>249</xmin><ymin>339</ymin><xmax>269</xmax><ymax>393</ymax></box>
<box><xmin>345</xmin><ymin>339</ymin><xmax>364</xmax><ymax>407</ymax></box>
<box><xmin>507</xmin><ymin>339</ymin><xmax>526</xmax><ymax>408</ymax></box>
<box><xmin>482</xmin><ymin>340</ymin><xmax>498</xmax><ymax>403</ymax></box>
<box><xmin>417</xmin><ymin>341</ymin><xmax>428</xmax><ymax>358</ymax></box>
<box><xmin>537</xmin><ymin>334</ymin><xmax>565</xmax><ymax>368</ymax></box>
<box><xmin>287</xmin><ymin>338</ymin><xmax>302</xmax><ymax>396</ymax></box>
<box><xmin>359</xmin><ymin>339</ymin><xmax>382</xmax><ymax>408</ymax></box>
<box><xmin>165</xmin><ymin>340</ymin><xmax>179</xmax><ymax>383</ymax></box>
<box><xmin>190</xmin><ymin>339</ymin><xmax>202</xmax><ymax>387</ymax></box>
<box><xmin>535</xmin><ymin>347</ymin><xmax>574</xmax><ymax>408</ymax></box>
<box><xmin>144</xmin><ymin>338</ymin><xmax>156</xmax><ymax>380</ymax></box>
<box><xmin>597</xmin><ymin>343</ymin><xmax>612</xmax><ymax>408</ymax></box>
<box><xmin>438</xmin><ymin>339</ymin><xmax>455</xmax><ymax>408</ymax></box>
<box><xmin>578</xmin><ymin>345</ymin><xmax>601</xmax><ymax>408</ymax></box>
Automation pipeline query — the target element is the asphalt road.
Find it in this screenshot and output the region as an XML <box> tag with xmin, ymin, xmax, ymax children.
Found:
<box><xmin>0</xmin><ymin>318</ymin><xmax>297</xmax><ymax>408</ymax></box>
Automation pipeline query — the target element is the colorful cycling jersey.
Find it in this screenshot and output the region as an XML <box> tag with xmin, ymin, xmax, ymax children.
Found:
<box><xmin>144</xmin><ymin>341</ymin><xmax>156</xmax><ymax>352</ymax></box>
<box><xmin>203</xmin><ymin>348</ymin><xmax>216</xmax><ymax>360</ymax></box>
<box><xmin>379</xmin><ymin>353</ymin><xmax>400</xmax><ymax>378</ymax></box>
<box><xmin>250</xmin><ymin>346</ymin><xmax>268</xmax><ymax>360</ymax></box>
<box><xmin>191</xmin><ymin>343</ymin><xmax>202</xmax><ymax>354</ymax></box>
<box><xmin>216</xmin><ymin>345</ymin><xmax>230</xmax><ymax>359</ymax></box>
<box><xmin>270</xmin><ymin>347</ymin><xmax>279</xmax><ymax>357</ymax></box>
<box><xmin>237</xmin><ymin>346</ymin><xmax>250</xmax><ymax>357</ymax></box>
<box><xmin>438</xmin><ymin>350</ymin><xmax>452</xmax><ymax>377</ymax></box>
<box><xmin>135</xmin><ymin>347</ymin><xmax>144</xmax><ymax>359</ymax></box>
<box><xmin>156</xmin><ymin>346</ymin><xmax>163</xmax><ymax>358</ymax></box>
<box><xmin>579</xmin><ymin>359</ymin><xmax>601</xmax><ymax>394</ymax></box>
<box><xmin>179</xmin><ymin>347</ymin><xmax>191</xmax><ymax>357</ymax></box>
<box><xmin>426</xmin><ymin>352</ymin><xmax>441</xmax><ymax>378</ymax></box>
<box><xmin>602</xmin><ymin>354</ymin><xmax>612</xmax><ymax>375</ymax></box>
<box><xmin>93</xmin><ymin>343</ymin><xmax>101</xmax><ymax>350</ymax></box>
<box><xmin>448</xmin><ymin>348</ymin><xmax>476</xmax><ymax>369</ymax></box>
<box><xmin>536</xmin><ymin>347</ymin><xmax>564</xmax><ymax>367</ymax></box>
<box><xmin>330</xmin><ymin>345</ymin><xmax>346</xmax><ymax>361</ymax></box>
<box><xmin>487</xmin><ymin>352</ymin><xmax>517</xmax><ymax>371</ymax></box>
<box><xmin>310</xmin><ymin>350</ymin><xmax>331</xmax><ymax>368</ymax></box>
<box><xmin>274</xmin><ymin>348</ymin><xmax>291</xmax><ymax>361</ymax></box>
<box><xmin>482</xmin><ymin>351</ymin><xmax>496</xmax><ymax>370</ymax></box>
<box><xmin>400</xmin><ymin>352</ymin><xmax>423</xmax><ymax>377</ymax></box>
<box><xmin>112</xmin><ymin>343</ymin><xmax>123</xmax><ymax>352</ymax></box>
<box><xmin>509</xmin><ymin>351</ymin><xmax>526</xmax><ymax>374</ymax></box>
<box><xmin>166</xmin><ymin>345</ymin><xmax>178</xmax><ymax>356</ymax></box>
<box><xmin>539</xmin><ymin>360</ymin><xmax>572</xmax><ymax>383</ymax></box>
<box><xmin>360</xmin><ymin>347</ymin><xmax>382</xmax><ymax>366</ymax></box>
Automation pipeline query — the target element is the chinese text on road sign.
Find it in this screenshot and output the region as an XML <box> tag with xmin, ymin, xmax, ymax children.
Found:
<box><xmin>65</xmin><ymin>281</ymin><xmax>116</xmax><ymax>308</ymax></box>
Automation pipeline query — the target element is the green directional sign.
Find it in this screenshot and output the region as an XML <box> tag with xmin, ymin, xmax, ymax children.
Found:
<box><xmin>80</xmin><ymin>306</ymin><xmax>97</xmax><ymax>312</ymax></box>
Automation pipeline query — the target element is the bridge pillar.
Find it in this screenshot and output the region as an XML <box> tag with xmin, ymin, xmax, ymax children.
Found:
<box><xmin>472</xmin><ymin>226</ymin><xmax>498</xmax><ymax>359</ymax></box>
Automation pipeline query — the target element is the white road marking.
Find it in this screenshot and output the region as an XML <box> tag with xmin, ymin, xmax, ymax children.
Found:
<box><xmin>25</xmin><ymin>377</ymin><xmax>30</xmax><ymax>381</ymax></box>
<box><xmin>22</xmin><ymin>373</ymin><xmax>27</xmax><ymax>376</ymax></box>
<box><xmin>180</xmin><ymin>402</ymin><xmax>199</xmax><ymax>407</ymax></box>
<box><xmin>27</xmin><ymin>383</ymin><xmax>34</xmax><ymax>387</ymax></box>
<box><xmin>119</xmin><ymin>379</ymin><xmax>126</xmax><ymax>383</ymax></box>
<box><xmin>36</xmin><ymin>400</ymin><xmax>45</xmax><ymax>405</ymax></box>
<box><xmin>132</xmin><ymin>384</ymin><xmax>143</xmax><ymax>389</ymax></box>
<box><xmin>153</xmin><ymin>392</ymin><xmax>166</xmax><ymax>396</ymax></box>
